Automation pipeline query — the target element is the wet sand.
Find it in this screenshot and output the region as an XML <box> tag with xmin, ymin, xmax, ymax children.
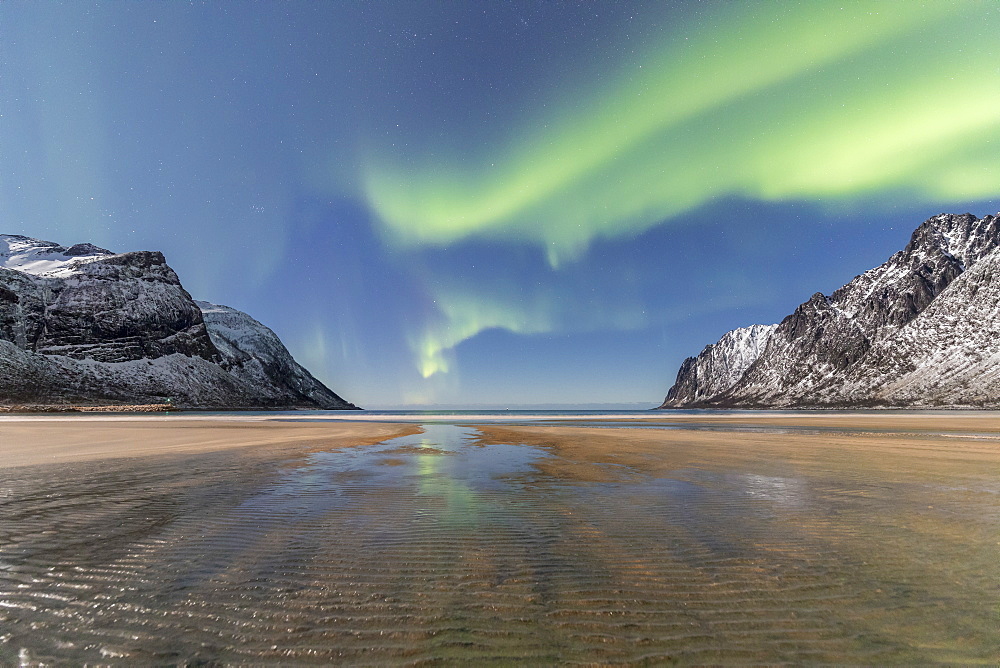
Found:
<box><xmin>474</xmin><ymin>413</ymin><xmax>1000</xmax><ymax>482</ymax></box>
<box><xmin>632</xmin><ymin>410</ymin><xmax>1000</xmax><ymax>433</ymax></box>
<box><xmin>0</xmin><ymin>418</ymin><xmax>421</xmax><ymax>468</ymax></box>
<box><xmin>1</xmin><ymin>414</ymin><xmax>998</xmax><ymax>664</ymax></box>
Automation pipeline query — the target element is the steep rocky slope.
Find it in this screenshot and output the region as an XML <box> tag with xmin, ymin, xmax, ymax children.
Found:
<box><xmin>663</xmin><ymin>324</ymin><xmax>777</xmax><ymax>406</ymax></box>
<box><xmin>0</xmin><ymin>234</ymin><xmax>357</xmax><ymax>409</ymax></box>
<box><xmin>660</xmin><ymin>213</ymin><xmax>1000</xmax><ymax>408</ymax></box>
<box><xmin>196</xmin><ymin>301</ymin><xmax>350</xmax><ymax>409</ymax></box>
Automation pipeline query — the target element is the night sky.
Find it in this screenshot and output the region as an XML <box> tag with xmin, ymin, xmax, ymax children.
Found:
<box><xmin>3</xmin><ymin>1</ymin><xmax>999</xmax><ymax>407</ymax></box>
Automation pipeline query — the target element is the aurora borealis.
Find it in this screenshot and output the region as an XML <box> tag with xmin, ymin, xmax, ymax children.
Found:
<box><xmin>3</xmin><ymin>1</ymin><xmax>999</xmax><ymax>406</ymax></box>
<box><xmin>365</xmin><ymin>2</ymin><xmax>995</xmax><ymax>257</ymax></box>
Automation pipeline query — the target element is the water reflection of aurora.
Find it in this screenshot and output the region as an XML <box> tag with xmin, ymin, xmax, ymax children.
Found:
<box><xmin>393</xmin><ymin>425</ymin><xmax>547</xmax><ymax>528</ymax></box>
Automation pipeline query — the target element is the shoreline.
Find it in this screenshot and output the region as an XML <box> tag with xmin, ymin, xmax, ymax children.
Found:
<box><xmin>0</xmin><ymin>419</ymin><xmax>422</xmax><ymax>468</ymax></box>
<box><xmin>3</xmin><ymin>412</ymin><xmax>1000</xmax><ymax>469</ymax></box>
<box><xmin>0</xmin><ymin>403</ymin><xmax>178</xmax><ymax>413</ymax></box>
<box><xmin>0</xmin><ymin>404</ymin><xmax>367</xmax><ymax>413</ymax></box>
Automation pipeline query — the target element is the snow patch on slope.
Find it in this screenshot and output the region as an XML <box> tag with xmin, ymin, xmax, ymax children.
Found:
<box><xmin>0</xmin><ymin>235</ymin><xmax>112</xmax><ymax>278</ymax></box>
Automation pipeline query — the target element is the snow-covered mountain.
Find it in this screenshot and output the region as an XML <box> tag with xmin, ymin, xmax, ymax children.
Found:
<box><xmin>660</xmin><ymin>213</ymin><xmax>1000</xmax><ymax>408</ymax></box>
<box><xmin>663</xmin><ymin>324</ymin><xmax>777</xmax><ymax>406</ymax></box>
<box><xmin>0</xmin><ymin>234</ymin><xmax>357</xmax><ymax>409</ymax></box>
<box><xmin>0</xmin><ymin>235</ymin><xmax>115</xmax><ymax>278</ymax></box>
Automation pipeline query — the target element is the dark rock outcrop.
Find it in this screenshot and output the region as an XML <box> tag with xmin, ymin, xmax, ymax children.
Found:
<box><xmin>26</xmin><ymin>251</ymin><xmax>218</xmax><ymax>363</ymax></box>
<box><xmin>660</xmin><ymin>213</ymin><xmax>1000</xmax><ymax>408</ymax></box>
<box><xmin>0</xmin><ymin>234</ymin><xmax>358</xmax><ymax>409</ymax></box>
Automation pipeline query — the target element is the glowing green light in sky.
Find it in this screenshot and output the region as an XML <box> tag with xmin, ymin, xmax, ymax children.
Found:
<box><xmin>413</xmin><ymin>295</ymin><xmax>552</xmax><ymax>378</ymax></box>
<box><xmin>363</xmin><ymin>1</ymin><xmax>998</xmax><ymax>267</ymax></box>
<box><xmin>361</xmin><ymin>0</ymin><xmax>1000</xmax><ymax>378</ymax></box>
<box><xmin>410</xmin><ymin>278</ymin><xmax>649</xmax><ymax>380</ymax></box>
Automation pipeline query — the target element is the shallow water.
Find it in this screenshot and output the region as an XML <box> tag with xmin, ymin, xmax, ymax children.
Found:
<box><xmin>1</xmin><ymin>422</ymin><xmax>998</xmax><ymax>664</ymax></box>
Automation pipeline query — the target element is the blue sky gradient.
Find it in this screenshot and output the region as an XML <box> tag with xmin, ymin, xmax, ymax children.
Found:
<box><xmin>3</xmin><ymin>2</ymin><xmax>998</xmax><ymax>406</ymax></box>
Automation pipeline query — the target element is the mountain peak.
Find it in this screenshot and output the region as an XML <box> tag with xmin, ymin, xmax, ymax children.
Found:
<box><xmin>0</xmin><ymin>233</ymin><xmax>116</xmax><ymax>278</ymax></box>
<box><xmin>907</xmin><ymin>212</ymin><xmax>1000</xmax><ymax>267</ymax></box>
<box><xmin>661</xmin><ymin>212</ymin><xmax>1000</xmax><ymax>409</ymax></box>
<box><xmin>0</xmin><ymin>233</ymin><xmax>357</xmax><ymax>409</ymax></box>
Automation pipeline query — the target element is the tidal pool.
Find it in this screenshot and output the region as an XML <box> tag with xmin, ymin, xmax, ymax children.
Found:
<box><xmin>1</xmin><ymin>420</ymin><xmax>998</xmax><ymax>664</ymax></box>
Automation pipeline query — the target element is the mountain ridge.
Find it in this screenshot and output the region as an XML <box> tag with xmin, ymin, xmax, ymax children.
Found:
<box><xmin>660</xmin><ymin>212</ymin><xmax>1000</xmax><ymax>409</ymax></box>
<box><xmin>0</xmin><ymin>234</ymin><xmax>357</xmax><ymax>409</ymax></box>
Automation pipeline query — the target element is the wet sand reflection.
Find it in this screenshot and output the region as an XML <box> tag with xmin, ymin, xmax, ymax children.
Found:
<box><xmin>1</xmin><ymin>417</ymin><xmax>998</xmax><ymax>664</ymax></box>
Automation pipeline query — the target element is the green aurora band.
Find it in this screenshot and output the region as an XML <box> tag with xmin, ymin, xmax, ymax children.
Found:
<box><xmin>360</xmin><ymin>1</ymin><xmax>1000</xmax><ymax>379</ymax></box>
<box><xmin>411</xmin><ymin>279</ymin><xmax>649</xmax><ymax>378</ymax></box>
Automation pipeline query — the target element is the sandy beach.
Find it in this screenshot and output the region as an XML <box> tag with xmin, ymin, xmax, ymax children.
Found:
<box><xmin>2</xmin><ymin>412</ymin><xmax>999</xmax><ymax>664</ymax></box>
<box><xmin>5</xmin><ymin>411</ymin><xmax>999</xmax><ymax>470</ymax></box>
<box><xmin>474</xmin><ymin>412</ymin><xmax>1000</xmax><ymax>482</ymax></box>
<box><xmin>0</xmin><ymin>417</ymin><xmax>421</xmax><ymax>468</ymax></box>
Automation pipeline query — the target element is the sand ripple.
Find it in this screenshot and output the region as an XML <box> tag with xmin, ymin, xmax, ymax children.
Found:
<box><xmin>2</xmin><ymin>423</ymin><xmax>998</xmax><ymax>664</ymax></box>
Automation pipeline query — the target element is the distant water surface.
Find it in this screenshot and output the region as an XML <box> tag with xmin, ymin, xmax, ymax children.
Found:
<box><xmin>2</xmin><ymin>416</ymin><xmax>998</xmax><ymax>663</ymax></box>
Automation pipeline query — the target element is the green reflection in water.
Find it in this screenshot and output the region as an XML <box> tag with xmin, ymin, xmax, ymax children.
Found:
<box><xmin>402</xmin><ymin>425</ymin><xmax>542</xmax><ymax>528</ymax></box>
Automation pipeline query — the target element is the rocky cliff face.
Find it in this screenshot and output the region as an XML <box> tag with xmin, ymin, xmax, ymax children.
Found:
<box><xmin>197</xmin><ymin>301</ymin><xmax>352</xmax><ymax>409</ymax></box>
<box><xmin>0</xmin><ymin>234</ymin><xmax>357</xmax><ymax>409</ymax></box>
<box><xmin>660</xmin><ymin>213</ymin><xmax>1000</xmax><ymax>408</ymax></box>
<box><xmin>663</xmin><ymin>324</ymin><xmax>777</xmax><ymax>406</ymax></box>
